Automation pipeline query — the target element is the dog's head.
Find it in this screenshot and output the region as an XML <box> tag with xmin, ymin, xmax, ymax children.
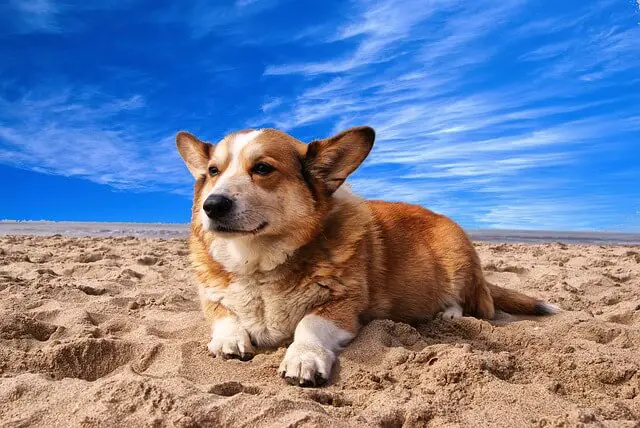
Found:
<box><xmin>176</xmin><ymin>126</ymin><xmax>375</xmax><ymax>246</ymax></box>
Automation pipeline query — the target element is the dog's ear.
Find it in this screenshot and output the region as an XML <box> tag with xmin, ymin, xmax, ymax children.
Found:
<box><xmin>305</xmin><ymin>126</ymin><xmax>375</xmax><ymax>195</ymax></box>
<box><xmin>176</xmin><ymin>131</ymin><xmax>213</xmax><ymax>178</ymax></box>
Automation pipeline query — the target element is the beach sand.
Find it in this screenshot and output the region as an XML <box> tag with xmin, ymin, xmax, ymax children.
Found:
<box><xmin>0</xmin><ymin>235</ymin><xmax>639</xmax><ymax>427</ymax></box>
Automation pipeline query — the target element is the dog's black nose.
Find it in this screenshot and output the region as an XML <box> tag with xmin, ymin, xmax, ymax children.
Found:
<box><xmin>203</xmin><ymin>194</ymin><xmax>233</xmax><ymax>219</ymax></box>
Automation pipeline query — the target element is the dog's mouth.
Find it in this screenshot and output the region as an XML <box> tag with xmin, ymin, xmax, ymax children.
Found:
<box><xmin>213</xmin><ymin>221</ymin><xmax>268</xmax><ymax>235</ymax></box>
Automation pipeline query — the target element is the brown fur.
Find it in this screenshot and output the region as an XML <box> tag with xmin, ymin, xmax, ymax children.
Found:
<box><xmin>176</xmin><ymin>125</ymin><xmax>555</xmax><ymax>385</ymax></box>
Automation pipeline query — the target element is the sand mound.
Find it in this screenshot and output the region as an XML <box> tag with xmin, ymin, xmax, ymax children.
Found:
<box><xmin>0</xmin><ymin>236</ymin><xmax>638</xmax><ymax>427</ymax></box>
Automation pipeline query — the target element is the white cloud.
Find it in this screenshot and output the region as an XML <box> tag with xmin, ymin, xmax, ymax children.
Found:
<box><xmin>1</xmin><ymin>0</ymin><xmax>138</xmax><ymax>34</ymax></box>
<box><xmin>0</xmin><ymin>88</ymin><xmax>190</xmax><ymax>191</ymax></box>
<box><xmin>3</xmin><ymin>0</ymin><xmax>638</xmax><ymax>231</ymax></box>
<box><xmin>519</xmin><ymin>41</ymin><xmax>572</xmax><ymax>62</ymax></box>
<box><xmin>265</xmin><ymin>0</ymin><xmax>460</xmax><ymax>76</ymax></box>
<box><xmin>475</xmin><ymin>199</ymin><xmax>615</xmax><ymax>231</ymax></box>
<box><xmin>169</xmin><ymin>0</ymin><xmax>284</xmax><ymax>39</ymax></box>
<box><xmin>348</xmin><ymin>178</ymin><xmax>432</xmax><ymax>204</ymax></box>
<box><xmin>235</xmin><ymin>0</ymin><xmax>260</xmax><ymax>7</ymax></box>
<box><xmin>9</xmin><ymin>0</ymin><xmax>59</xmax><ymax>32</ymax></box>
<box><xmin>256</xmin><ymin>0</ymin><xmax>640</xmax><ymax>231</ymax></box>
<box><xmin>402</xmin><ymin>153</ymin><xmax>572</xmax><ymax>179</ymax></box>
<box><xmin>261</xmin><ymin>97</ymin><xmax>283</xmax><ymax>113</ymax></box>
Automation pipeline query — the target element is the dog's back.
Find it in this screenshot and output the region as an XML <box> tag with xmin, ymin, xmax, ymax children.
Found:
<box><xmin>360</xmin><ymin>201</ymin><xmax>486</xmax><ymax>322</ymax></box>
<box><xmin>365</xmin><ymin>200</ymin><xmax>554</xmax><ymax>322</ymax></box>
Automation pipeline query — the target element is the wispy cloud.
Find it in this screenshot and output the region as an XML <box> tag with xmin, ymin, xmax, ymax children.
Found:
<box><xmin>402</xmin><ymin>153</ymin><xmax>573</xmax><ymax>179</ymax></box>
<box><xmin>519</xmin><ymin>41</ymin><xmax>572</xmax><ymax>62</ymax></box>
<box><xmin>158</xmin><ymin>0</ymin><xmax>286</xmax><ymax>39</ymax></box>
<box><xmin>256</xmin><ymin>0</ymin><xmax>640</xmax><ymax>230</ymax></box>
<box><xmin>0</xmin><ymin>88</ymin><xmax>190</xmax><ymax>192</ymax></box>
<box><xmin>477</xmin><ymin>200</ymin><xmax>610</xmax><ymax>230</ymax></box>
<box><xmin>1</xmin><ymin>0</ymin><xmax>638</xmax><ymax>230</ymax></box>
<box><xmin>265</xmin><ymin>0</ymin><xmax>456</xmax><ymax>76</ymax></box>
<box><xmin>1</xmin><ymin>0</ymin><xmax>59</xmax><ymax>33</ymax></box>
<box><xmin>0</xmin><ymin>1</ymin><xmax>137</xmax><ymax>35</ymax></box>
<box><xmin>261</xmin><ymin>97</ymin><xmax>283</xmax><ymax>113</ymax></box>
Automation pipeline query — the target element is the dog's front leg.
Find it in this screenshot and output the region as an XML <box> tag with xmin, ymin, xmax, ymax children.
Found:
<box><xmin>202</xmin><ymin>298</ymin><xmax>254</xmax><ymax>361</ymax></box>
<box><xmin>278</xmin><ymin>303</ymin><xmax>359</xmax><ymax>387</ymax></box>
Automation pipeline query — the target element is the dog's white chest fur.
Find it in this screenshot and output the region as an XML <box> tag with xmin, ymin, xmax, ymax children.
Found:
<box><xmin>201</xmin><ymin>276</ymin><xmax>326</xmax><ymax>347</ymax></box>
<box><xmin>210</xmin><ymin>235</ymin><xmax>294</xmax><ymax>273</ymax></box>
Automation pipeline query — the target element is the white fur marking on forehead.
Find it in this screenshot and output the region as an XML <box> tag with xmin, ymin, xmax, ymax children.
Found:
<box><xmin>232</xmin><ymin>130</ymin><xmax>262</xmax><ymax>152</ymax></box>
<box><xmin>213</xmin><ymin>130</ymin><xmax>262</xmax><ymax>192</ymax></box>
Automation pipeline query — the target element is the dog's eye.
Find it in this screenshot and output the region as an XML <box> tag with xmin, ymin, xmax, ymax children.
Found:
<box><xmin>252</xmin><ymin>162</ymin><xmax>275</xmax><ymax>176</ymax></box>
<box><xmin>208</xmin><ymin>166</ymin><xmax>219</xmax><ymax>177</ymax></box>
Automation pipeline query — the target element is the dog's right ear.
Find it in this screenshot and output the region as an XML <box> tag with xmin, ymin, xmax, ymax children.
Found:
<box><xmin>176</xmin><ymin>131</ymin><xmax>212</xmax><ymax>178</ymax></box>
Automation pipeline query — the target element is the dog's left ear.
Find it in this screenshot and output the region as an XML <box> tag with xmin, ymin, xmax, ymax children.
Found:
<box><xmin>176</xmin><ymin>131</ymin><xmax>213</xmax><ymax>178</ymax></box>
<box><xmin>305</xmin><ymin>126</ymin><xmax>375</xmax><ymax>195</ymax></box>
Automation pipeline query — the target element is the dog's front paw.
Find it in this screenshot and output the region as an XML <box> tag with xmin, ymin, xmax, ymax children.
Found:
<box><xmin>278</xmin><ymin>342</ymin><xmax>334</xmax><ymax>387</ymax></box>
<box><xmin>208</xmin><ymin>317</ymin><xmax>254</xmax><ymax>361</ymax></box>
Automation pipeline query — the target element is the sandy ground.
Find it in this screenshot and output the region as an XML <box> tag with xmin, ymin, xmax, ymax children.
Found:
<box><xmin>0</xmin><ymin>235</ymin><xmax>639</xmax><ymax>428</ymax></box>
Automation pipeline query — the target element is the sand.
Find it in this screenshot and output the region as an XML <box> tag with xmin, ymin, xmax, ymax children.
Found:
<box><xmin>0</xmin><ymin>235</ymin><xmax>639</xmax><ymax>427</ymax></box>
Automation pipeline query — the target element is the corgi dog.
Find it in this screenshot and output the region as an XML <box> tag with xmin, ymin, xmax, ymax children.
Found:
<box><xmin>176</xmin><ymin>126</ymin><xmax>556</xmax><ymax>388</ymax></box>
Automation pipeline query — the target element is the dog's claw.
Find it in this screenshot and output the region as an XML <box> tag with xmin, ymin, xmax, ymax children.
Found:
<box><xmin>284</xmin><ymin>376</ymin><xmax>298</xmax><ymax>386</ymax></box>
<box><xmin>314</xmin><ymin>373</ymin><xmax>328</xmax><ymax>387</ymax></box>
<box><xmin>281</xmin><ymin>373</ymin><xmax>328</xmax><ymax>388</ymax></box>
<box><xmin>239</xmin><ymin>352</ymin><xmax>254</xmax><ymax>361</ymax></box>
<box><xmin>299</xmin><ymin>378</ymin><xmax>316</xmax><ymax>387</ymax></box>
<box><xmin>221</xmin><ymin>352</ymin><xmax>254</xmax><ymax>361</ymax></box>
<box><xmin>278</xmin><ymin>341</ymin><xmax>334</xmax><ymax>388</ymax></box>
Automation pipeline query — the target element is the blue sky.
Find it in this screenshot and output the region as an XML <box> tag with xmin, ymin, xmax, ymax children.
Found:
<box><xmin>1</xmin><ymin>0</ymin><xmax>639</xmax><ymax>230</ymax></box>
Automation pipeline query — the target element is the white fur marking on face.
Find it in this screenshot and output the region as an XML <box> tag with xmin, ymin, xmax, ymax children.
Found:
<box><xmin>213</xmin><ymin>130</ymin><xmax>262</xmax><ymax>193</ymax></box>
<box><xmin>208</xmin><ymin>316</ymin><xmax>254</xmax><ymax>357</ymax></box>
<box><xmin>278</xmin><ymin>315</ymin><xmax>354</xmax><ymax>384</ymax></box>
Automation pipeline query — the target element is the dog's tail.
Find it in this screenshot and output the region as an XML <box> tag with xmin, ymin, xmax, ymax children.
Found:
<box><xmin>487</xmin><ymin>282</ymin><xmax>557</xmax><ymax>316</ymax></box>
